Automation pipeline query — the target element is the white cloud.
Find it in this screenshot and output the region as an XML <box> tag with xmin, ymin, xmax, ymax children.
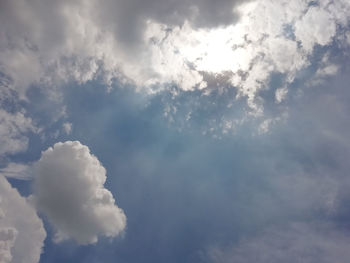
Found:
<box><xmin>208</xmin><ymin>222</ymin><xmax>350</xmax><ymax>263</ymax></box>
<box><xmin>0</xmin><ymin>162</ymin><xmax>32</xmax><ymax>180</ymax></box>
<box><xmin>1</xmin><ymin>0</ymin><xmax>350</xmax><ymax>133</ymax></box>
<box><xmin>0</xmin><ymin>175</ymin><xmax>46</xmax><ymax>263</ymax></box>
<box><xmin>0</xmin><ymin>109</ymin><xmax>37</xmax><ymax>156</ymax></box>
<box><xmin>33</xmin><ymin>141</ymin><xmax>126</xmax><ymax>244</ymax></box>
<box><xmin>0</xmin><ymin>0</ymin><xmax>347</xmax><ymax>94</ymax></box>
<box><xmin>141</xmin><ymin>0</ymin><xmax>349</xmax><ymax>115</ymax></box>
<box><xmin>316</xmin><ymin>64</ymin><xmax>338</xmax><ymax>77</ymax></box>
<box><xmin>62</xmin><ymin>122</ymin><xmax>72</xmax><ymax>135</ymax></box>
<box><xmin>0</xmin><ymin>227</ymin><xmax>17</xmax><ymax>263</ymax></box>
<box><xmin>307</xmin><ymin>53</ymin><xmax>339</xmax><ymax>86</ymax></box>
<box><xmin>275</xmin><ymin>87</ymin><xmax>288</xmax><ymax>104</ymax></box>
<box><xmin>0</xmin><ymin>0</ymin><xmax>249</xmax><ymax>96</ymax></box>
<box><xmin>294</xmin><ymin>6</ymin><xmax>337</xmax><ymax>52</ymax></box>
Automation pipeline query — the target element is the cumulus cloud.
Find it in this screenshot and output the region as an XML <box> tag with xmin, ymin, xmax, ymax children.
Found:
<box><xmin>208</xmin><ymin>222</ymin><xmax>350</xmax><ymax>263</ymax></box>
<box><xmin>0</xmin><ymin>175</ymin><xmax>46</xmax><ymax>263</ymax></box>
<box><xmin>33</xmin><ymin>141</ymin><xmax>126</xmax><ymax>244</ymax></box>
<box><xmin>62</xmin><ymin>122</ymin><xmax>73</xmax><ymax>135</ymax></box>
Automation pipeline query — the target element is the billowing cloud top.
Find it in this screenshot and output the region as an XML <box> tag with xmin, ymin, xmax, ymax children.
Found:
<box><xmin>33</xmin><ymin>141</ymin><xmax>126</xmax><ymax>244</ymax></box>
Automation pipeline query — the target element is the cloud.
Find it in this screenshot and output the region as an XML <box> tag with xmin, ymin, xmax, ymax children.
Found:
<box><xmin>148</xmin><ymin>0</ymin><xmax>349</xmax><ymax>110</ymax></box>
<box><xmin>0</xmin><ymin>0</ymin><xmax>250</xmax><ymax>96</ymax></box>
<box><xmin>1</xmin><ymin>0</ymin><xmax>346</xmax><ymax>93</ymax></box>
<box><xmin>33</xmin><ymin>141</ymin><xmax>126</xmax><ymax>244</ymax></box>
<box><xmin>62</xmin><ymin>122</ymin><xmax>73</xmax><ymax>135</ymax></box>
<box><xmin>294</xmin><ymin>6</ymin><xmax>337</xmax><ymax>52</ymax></box>
<box><xmin>0</xmin><ymin>175</ymin><xmax>46</xmax><ymax>263</ymax></box>
<box><xmin>275</xmin><ymin>87</ymin><xmax>288</xmax><ymax>104</ymax></box>
<box><xmin>1</xmin><ymin>0</ymin><xmax>350</xmax><ymax>135</ymax></box>
<box><xmin>0</xmin><ymin>162</ymin><xmax>32</xmax><ymax>180</ymax></box>
<box><xmin>207</xmin><ymin>222</ymin><xmax>350</xmax><ymax>263</ymax></box>
<box><xmin>0</xmin><ymin>109</ymin><xmax>38</xmax><ymax>156</ymax></box>
<box><xmin>140</xmin><ymin>0</ymin><xmax>350</xmax><ymax>135</ymax></box>
<box><xmin>95</xmin><ymin>0</ymin><xmax>251</xmax><ymax>44</ymax></box>
<box><xmin>0</xmin><ymin>227</ymin><xmax>17</xmax><ymax>263</ymax></box>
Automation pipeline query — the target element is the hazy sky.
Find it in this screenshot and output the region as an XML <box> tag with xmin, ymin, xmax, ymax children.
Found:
<box><xmin>1</xmin><ymin>0</ymin><xmax>350</xmax><ymax>262</ymax></box>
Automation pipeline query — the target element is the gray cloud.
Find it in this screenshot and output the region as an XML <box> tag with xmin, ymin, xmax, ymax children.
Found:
<box><xmin>96</xmin><ymin>0</ymin><xmax>251</xmax><ymax>47</ymax></box>
<box><xmin>33</xmin><ymin>141</ymin><xmax>126</xmax><ymax>244</ymax></box>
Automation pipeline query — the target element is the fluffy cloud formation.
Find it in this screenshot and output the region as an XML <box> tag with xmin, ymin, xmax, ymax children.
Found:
<box><xmin>33</xmin><ymin>141</ymin><xmax>126</xmax><ymax>244</ymax></box>
<box><xmin>208</xmin><ymin>222</ymin><xmax>350</xmax><ymax>263</ymax></box>
<box><xmin>0</xmin><ymin>175</ymin><xmax>46</xmax><ymax>263</ymax></box>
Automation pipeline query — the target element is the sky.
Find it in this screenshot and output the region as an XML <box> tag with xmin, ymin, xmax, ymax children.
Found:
<box><xmin>1</xmin><ymin>0</ymin><xmax>350</xmax><ymax>262</ymax></box>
